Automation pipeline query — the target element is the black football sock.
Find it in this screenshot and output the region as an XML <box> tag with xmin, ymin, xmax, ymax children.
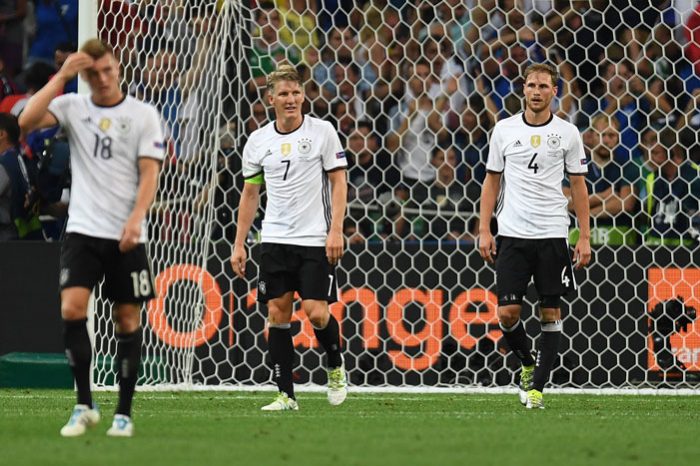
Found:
<box><xmin>115</xmin><ymin>328</ymin><xmax>143</xmax><ymax>417</ymax></box>
<box><xmin>63</xmin><ymin>318</ymin><xmax>93</xmax><ymax>407</ymax></box>
<box><xmin>533</xmin><ymin>321</ymin><xmax>562</xmax><ymax>392</ymax></box>
<box><xmin>268</xmin><ymin>325</ymin><xmax>295</xmax><ymax>400</ymax></box>
<box><xmin>313</xmin><ymin>314</ymin><xmax>343</xmax><ymax>368</ymax></box>
<box><xmin>499</xmin><ymin>319</ymin><xmax>535</xmax><ymax>366</ymax></box>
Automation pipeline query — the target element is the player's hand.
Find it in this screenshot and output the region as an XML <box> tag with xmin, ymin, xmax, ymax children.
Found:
<box><xmin>326</xmin><ymin>230</ymin><xmax>344</xmax><ymax>265</ymax></box>
<box><xmin>231</xmin><ymin>245</ymin><xmax>247</xmax><ymax>279</ymax></box>
<box><xmin>573</xmin><ymin>237</ymin><xmax>591</xmax><ymax>270</ymax></box>
<box><xmin>119</xmin><ymin>216</ymin><xmax>142</xmax><ymax>253</ymax></box>
<box><xmin>478</xmin><ymin>231</ymin><xmax>496</xmax><ymax>264</ymax></box>
<box><xmin>56</xmin><ymin>52</ymin><xmax>94</xmax><ymax>82</ymax></box>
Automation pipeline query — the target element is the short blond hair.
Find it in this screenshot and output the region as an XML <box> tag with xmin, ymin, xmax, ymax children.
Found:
<box><xmin>266</xmin><ymin>63</ymin><xmax>302</xmax><ymax>93</ymax></box>
<box><xmin>80</xmin><ymin>38</ymin><xmax>113</xmax><ymax>60</ymax></box>
<box><xmin>589</xmin><ymin>112</ymin><xmax>620</xmax><ymax>130</ymax></box>
<box><xmin>523</xmin><ymin>63</ymin><xmax>559</xmax><ymax>87</ymax></box>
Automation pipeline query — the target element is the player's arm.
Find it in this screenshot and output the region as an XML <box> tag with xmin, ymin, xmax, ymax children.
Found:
<box><xmin>231</xmin><ymin>181</ymin><xmax>261</xmax><ymax>279</ymax></box>
<box><xmin>569</xmin><ymin>174</ymin><xmax>591</xmax><ymax>269</ymax></box>
<box><xmin>326</xmin><ymin>168</ymin><xmax>347</xmax><ymax>265</ymax></box>
<box><xmin>478</xmin><ymin>171</ymin><xmax>501</xmax><ymax>263</ymax></box>
<box><xmin>19</xmin><ymin>52</ymin><xmax>94</xmax><ymax>133</ymax></box>
<box><xmin>119</xmin><ymin>158</ymin><xmax>161</xmax><ymax>252</ymax></box>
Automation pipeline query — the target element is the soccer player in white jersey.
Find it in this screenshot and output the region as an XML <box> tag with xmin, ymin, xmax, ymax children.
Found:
<box><xmin>231</xmin><ymin>64</ymin><xmax>348</xmax><ymax>411</ymax></box>
<box><xmin>478</xmin><ymin>63</ymin><xmax>591</xmax><ymax>409</ymax></box>
<box><xmin>19</xmin><ymin>39</ymin><xmax>164</xmax><ymax>436</ymax></box>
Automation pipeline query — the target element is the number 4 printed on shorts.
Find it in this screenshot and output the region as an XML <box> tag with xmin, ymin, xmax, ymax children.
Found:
<box><xmin>561</xmin><ymin>267</ymin><xmax>570</xmax><ymax>288</ymax></box>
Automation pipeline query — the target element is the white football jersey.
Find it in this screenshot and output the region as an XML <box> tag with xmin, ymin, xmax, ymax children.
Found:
<box><xmin>242</xmin><ymin>116</ymin><xmax>347</xmax><ymax>246</ymax></box>
<box><xmin>48</xmin><ymin>94</ymin><xmax>165</xmax><ymax>242</ymax></box>
<box><xmin>486</xmin><ymin>112</ymin><xmax>587</xmax><ymax>239</ymax></box>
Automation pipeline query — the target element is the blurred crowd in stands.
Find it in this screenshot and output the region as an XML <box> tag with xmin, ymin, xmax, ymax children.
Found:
<box><xmin>1</xmin><ymin>0</ymin><xmax>699</xmax><ymax>247</ymax></box>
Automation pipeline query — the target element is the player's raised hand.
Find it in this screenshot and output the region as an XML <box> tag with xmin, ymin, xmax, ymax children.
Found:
<box><xmin>326</xmin><ymin>230</ymin><xmax>344</xmax><ymax>265</ymax></box>
<box><xmin>478</xmin><ymin>231</ymin><xmax>497</xmax><ymax>264</ymax></box>
<box><xmin>231</xmin><ymin>245</ymin><xmax>247</xmax><ymax>279</ymax></box>
<box><xmin>573</xmin><ymin>237</ymin><xmax>591</xmax><ymax>270</ymax></box>
<box><xmin>56</xmin><ymin>52</ymin><xmax>95</xmax><ymax>81</ymax></box>
<box><xmin>119</xmin><ymin>216</ymin><xmax>142</xmax><ymax>252</ymax></box>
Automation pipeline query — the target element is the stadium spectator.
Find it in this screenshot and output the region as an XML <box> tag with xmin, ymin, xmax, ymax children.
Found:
<box><xmin>685</xmin><ymin>1</ymin><xmax>700</xmax><ymax>76</ymax></box>
<box><xmin>425</xmin><ymin>146</ymin><xmax>477</xmax><ymax>241</ymax></box>
<box><xmin>599</xmin><ymin>59</ymin><xmax>674</xmax><ymax>160</ymax></box>
<box><xmin>277</xmin><ymin>0</ymin><xmax>320</xmax><ymax>60</ymax></box>
<box><xmin>479</xmin><ymin>63</ymin><xmax>590</xmax><ymax>410</ymax></box>
<box><xmin>564</xmin><ymin>113</ymin><xmax>638</xmax><ymax>246</ymax></box>
<box><xmin>248</xmin><ymin>4</ymin><xmax>300</xmax><ymax>97</ymax></box>
<box><xmin>386</xmin><ymin>59</ymin><xmax>449</xmax><ymax>204</ymax></box>
<box><xmin>453</xmin><ymin>92</ymin><xmax>497</xmax><ymax>186</ymax></box>
<box><xmin>20</xmin><ymin>38</ymin><xmax>164</xmax><ymax>437</ymax></box>
<box><xmin>231</xmin><ymin>64</ymin><xmax>348</xmax><ymax>411</ymax></box>
<box><xmin>0</xmin><ymin>0</ymin><xmax>27</xmax><ymax>77</ymax></box>
<box><xmin>0</xmin><ymin>57</ymin><xmax>20</xmax><ymax>103</ymax></box>
<box><xmin>27</xmin><ymin>0</ymin><xmax>78</xmax><ymax>66</ymax></box>
<box><xmin>639</xmin><ymin>128</ymin><xmax>700</xmax><ymax>246</ymax></box>
<box><xmin>0</xmin><ymin>112</ymin><xmax>36</xmax><ymax>240</ymax></box>
<box><xmin>0</xmin><ymin>61</ymin><xmax>55</xmax><ymax>116</ymax></box>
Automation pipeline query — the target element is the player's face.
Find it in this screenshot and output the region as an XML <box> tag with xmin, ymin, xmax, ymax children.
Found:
<box><xmin>268</xmin><ymin>80</ymin><xmax>304</xmax><ymax>124</ymax></box>
<box><xmin>82</xmin><ymin>54</ymin><xmax>121</xmax><ymax>103</ymax></box>
<box><xmin>523</xmin><ymin>72</ymin><xmax>557</xmax><ymax>114</ymax></box>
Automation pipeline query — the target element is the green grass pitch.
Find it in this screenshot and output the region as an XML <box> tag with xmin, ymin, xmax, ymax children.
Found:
<box><xmin>1</xmin><ymin>389</ymin><xmax>698</xmax><ymax>466</ymax></box>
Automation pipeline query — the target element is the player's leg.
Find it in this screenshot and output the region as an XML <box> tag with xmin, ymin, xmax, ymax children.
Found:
<box><xmin>298</xmin><ymin>246</ymin><xmax>346</xmax><ymax>405</ymax></box>
<box><xmin>262</xmin><ymin>291</ymin><xmax>298</xmax><ymax>410</ymax></box>
<box><xmin>106</xmin><ymin>303</ymin><xmax>142</xmax><ymax>436</ymax></box>
<box><xmin>495</xmin><ymin>237</ymin><xmax>536</xmax><ymax>403</ymax></box>
<box><xmin>528</xmin><ymin>238</ymin><xmax>576</xmax><ymax>409</ymax></box>
<box><xmin>59</xmin><ymin>234</ymin><xmax>103</xmax><ymax>437</ymax></box>
<box><xmin>104</xmin><ymin>242</ymin><xmax>155</xmax><ymax>436</ymax></box>
<box><xmin>257</xmin><ymin>244</ymin><xmax>299</xmax><ymax>410</ymax></box>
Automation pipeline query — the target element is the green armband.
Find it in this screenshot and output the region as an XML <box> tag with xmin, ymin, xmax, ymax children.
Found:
<box><xmin>245</xmin><ymin>173</ymin><xmax>264</xmax><ymax>185</ymax></box>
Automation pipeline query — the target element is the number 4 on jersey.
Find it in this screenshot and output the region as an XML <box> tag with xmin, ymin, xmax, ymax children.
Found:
<box><xmin>528</xmin><ymin>153</ymin><xmax>539</xmax><ymax>174</ymax></box>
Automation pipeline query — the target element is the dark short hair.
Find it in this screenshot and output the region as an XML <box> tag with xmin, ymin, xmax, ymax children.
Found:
<box><xmin>55</xmin><ymin>42</ymin><xmax>76</xmax><ymax>54</ymax></box>
<box><xmin>24</xmin><ymin>62</ymin><xmax>56</xmax><ymax>92</ymax></box>
<box><xmin>0</xmin><ymin>112</ymin><xmax>20</xmax><ymax>145</ymax></box>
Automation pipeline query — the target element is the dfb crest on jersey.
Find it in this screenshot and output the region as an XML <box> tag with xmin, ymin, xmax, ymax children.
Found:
<box><xmin>298</xmin><ymin>138</ymin><xmax>312</xmax><ymax>154</ymax></box>
<box><xmin>99</xmin><ymin>118</ymin><xmax>112</xmax><ymax>132</ymax></box>
<box><xmin>281</xmin><ymin>143</ymin><xmax>291</xmax><ymax>156</ymax></box>
<box><xmin>547</xmin><ymin>133</ymin><xmax>561</xmax><ymax>149</ymax></box>
<box><xmin>116</xmin><ymin>117</ymin><xmax>131</xmax><ymax>135</ymax></box>
<box><xmin>530</xmin><ymin>135</ymin><xmax>541</xmax><ymax>148</ymax></box>
<box><xmin>259</xmin><ymin>281</ymin><xmax>266</xmax><ymax>295</ymax></box>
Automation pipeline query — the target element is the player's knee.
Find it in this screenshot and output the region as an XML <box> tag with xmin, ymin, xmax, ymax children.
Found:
<box><xmin>539</xmin><ymin>295</ymin><xmax>561</xmax><ymax>309</ymax></box>
<box><xmin>497</xmin><ymin>304</ymin><xmax>522</xmax><ymax>328</ymax></box>
<box><xmin>61</xmin><ymin>302</ymin><xmax>88</xmax><ymax>321</ymax></box>
<box><xmin>267</xmin><ymin>305</ymin><xmax>291</xmax><ymax>325</ymax></box>
<box><xmin>307</xmin><ymin>310</ymin><xmax>329</xmax><ymax>329</ymax></box>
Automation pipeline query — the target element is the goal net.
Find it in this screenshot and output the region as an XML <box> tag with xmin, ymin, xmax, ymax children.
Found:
<box><xmin>91</xmin><ymin>0</ymin><xmax>700</xmax><ymax>392</ymax></box>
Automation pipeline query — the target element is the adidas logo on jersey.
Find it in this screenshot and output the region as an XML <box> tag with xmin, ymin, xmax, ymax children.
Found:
<box><xmin>514</xmin><ymin>140</ymin><xmax>522</xmax><ymax>147</ymax></box>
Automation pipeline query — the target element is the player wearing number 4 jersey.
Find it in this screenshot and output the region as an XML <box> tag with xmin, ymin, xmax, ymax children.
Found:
<box><xmin>479</xmin><ymin>63</ymin><xmax>591</xmax><ymax>410</ymax></box>
<box><xmin>19</xmin><ymin>39</ymin><xmax>164</xmax><ymax>436</ymax></box>
<box><xmin>231</xmin><ymin>64</ymin><xmax>348</xmax><ymax>410</ymax></box>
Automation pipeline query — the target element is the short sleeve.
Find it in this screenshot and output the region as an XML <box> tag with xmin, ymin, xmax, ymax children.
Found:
<box><xmin>47</xmin><ymin>94</ymin><xmax>78</xmax><ymax>129</ymax></box>
<box><xmin>485</xmin><ymin>124</ymin><xmax>504</xmax><ymax>173</ymax></box>
<box><xmin>564</xmin><ymin>128</ymin><xmax>588</xmax><ymax>175</ymax></box>
<box><xmin>137</xmin><ymin>105</ymin><xmax>166</xmax><ymax>160</ymax></box>
<box><xmin>242</xmin><ymin>137</ymin><xmax>262</xmax><ymax>181</ymax></box>
<box><xmin>320</xmin><ymin>121</ymin><xmax>347</xmax><ymax>171</ymax></box>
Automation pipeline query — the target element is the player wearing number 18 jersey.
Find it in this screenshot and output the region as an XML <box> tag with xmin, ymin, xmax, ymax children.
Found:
<box><xmin>19</xmin><ymin>39</ymin><xmax>164</xmax><ymax>437</ymax></box>
<box><xmin>231</xmin><ymin>64</ymin><xmax>348</xmax><ymax>411</ymax></box>
<box><xmin>478</xmin><ymin>63</ymin><xmax>591</xmax><ymax>409</ymax></box>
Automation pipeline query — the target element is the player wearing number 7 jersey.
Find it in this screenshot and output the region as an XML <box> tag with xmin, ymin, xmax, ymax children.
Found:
<box><xmin>478</xmin><ymin>63</ymin><xmax>591</xmax><ymax>410</ymax></box>
<box><xmin>19</xmin><ymin>39</ymin><xmax>164</xmax><ymax>437</ymax></box>
<box><xmin>231</xmin><ymin>64</ymin><xmax>348</xmax><ymax>411</ymax></box>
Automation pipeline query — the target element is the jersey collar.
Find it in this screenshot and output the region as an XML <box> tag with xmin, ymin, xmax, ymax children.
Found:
<box><xmin>521</xmin><ymin>112</ymin><xmax>553</xmax><ymax>127</ymax></box>
<box><xmin>274</xmin><ymin>116</ymin><xmax>304</xmax><ymax>135</ymax></box>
